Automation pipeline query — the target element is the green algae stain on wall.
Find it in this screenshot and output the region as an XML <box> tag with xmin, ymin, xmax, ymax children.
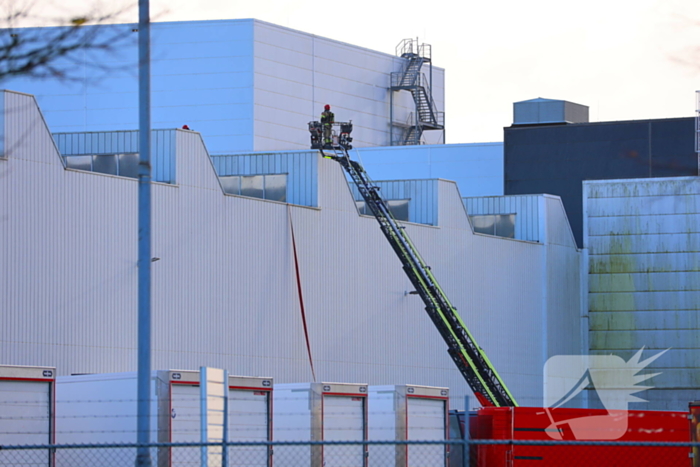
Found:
<box><xmin>589</xmin><ymin>235</ymin><xmax>637</xmax><ymax>350</ymax></box>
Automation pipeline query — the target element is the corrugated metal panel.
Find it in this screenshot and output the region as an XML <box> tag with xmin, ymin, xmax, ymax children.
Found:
<box><xmin>0</xmin><ymin>91</ymin><xmax>4</xmax><ymax>158</ymax></box>
<box><xmin>349</xmin><ymin>179</ymin><xmax>438</xmax><ymax>226</ymax></box>
<box><xmin>544</xmin><ymin>195</ymin><xmax>577</xmax><ymax>248</ymax></box>
<box><xmin>53</xmin><ymin>130</ymin><xmax>177</xmax><ymax>183</ymax></box>
<box><xmin>211</xmin><ymin>151</ymin><xmax>317</xmax><ymax>206</ymax></box>
<box><xmin>3</xmin><ymin>91</ymin><xmax>61</xmax><ymax>164</ymax></box>
<box><xmin>463</xmin><ymin>195</ymin><xmax>541</xmax><ymax>242</ymax></box>
<box><xmin>584</xmin><ymin>177</ymin><xmax>700</xmax><ymax>410</ymax></box>
<box><xmin>1</xmin><ymin>95</ymin><xmax>582</xmax><ymax>411</ymax></box>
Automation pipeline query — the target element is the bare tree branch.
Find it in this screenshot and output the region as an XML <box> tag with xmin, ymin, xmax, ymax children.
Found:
<box><xmin>0</xmin><ymin>0</ymin><xmax>135</xmax><ymax>81</ymax></box>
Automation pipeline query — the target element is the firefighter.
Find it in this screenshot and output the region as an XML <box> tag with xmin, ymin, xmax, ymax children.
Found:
<box><xmin>321</xmin><ymin>104</ymin><xmax>334</xmax><ymax>147</ymax></box>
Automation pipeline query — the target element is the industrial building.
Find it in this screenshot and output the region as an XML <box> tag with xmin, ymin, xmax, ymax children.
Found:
<box><xmin>2</xmin><ymin>19</ymin><xmax>444</xmax><ymax>153</ymax></box>
<box><xmin>584</xmin><ymin>176</ymin><xmax>700</xmax><ymax>410</ymax></box>
<box><xmin>504</xmin><ymin>98</ymin><xmax>697</xmax><ymax>247</ymax></box>
<box><xmin>0</xmin><ymin>89</ymin><xmax>582</xmax><ymax>410</ymax></box>
<box><xmin>1</xmin><ymin>17</ymin><xmax>698</xmax><ymax>414</ymax></box>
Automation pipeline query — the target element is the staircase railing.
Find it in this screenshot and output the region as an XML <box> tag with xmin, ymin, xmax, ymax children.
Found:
<box><xmin>415</xmin><ymin>72</ymin><xmax>442</xmax><ymax>127</ymax></box>
<box><xmin>390</xmin><ymin>38</ymin><xmax>443</xmax><ymax>145</ymax></box>
<box><xmin>395</xmin><ymin>38</ymin><xmax>431</xmax><ymax>61</ymax></box>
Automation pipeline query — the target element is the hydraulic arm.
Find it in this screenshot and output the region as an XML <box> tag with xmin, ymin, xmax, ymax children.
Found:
<box><xmin>309</xmin><ymin>122</ymin><xmax>517</xmax><ymax>407</ymax></box>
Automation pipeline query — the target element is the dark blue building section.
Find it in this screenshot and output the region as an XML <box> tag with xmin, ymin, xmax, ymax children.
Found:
<box><xmin>504</xmin><ymin>117</ymin><xmax>696</xmax><ymax>247</ymax></box>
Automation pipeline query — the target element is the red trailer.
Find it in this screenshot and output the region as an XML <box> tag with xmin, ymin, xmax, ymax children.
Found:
<box><xmin>474</xmin><ymin>406</ymin><xmax>689</xmax><ymax>466</ymax></box>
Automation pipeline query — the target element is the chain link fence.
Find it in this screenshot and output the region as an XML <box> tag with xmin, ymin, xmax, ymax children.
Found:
<box><xmin>0</xmin><ymin>439</ymin><xmax>697</xmax><ymax>466</ymax></box>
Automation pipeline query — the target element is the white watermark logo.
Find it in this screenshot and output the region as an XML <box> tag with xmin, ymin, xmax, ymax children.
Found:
<box><xmin>543</xmin><ymin>347</ymin><xmax>667</xmax><ymax>440</ymax></box>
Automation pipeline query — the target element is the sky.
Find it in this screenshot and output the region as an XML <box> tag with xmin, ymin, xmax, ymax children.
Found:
<box><xmin>30</xmin><ymin>0</ymin><xmax>700</xmax><ymax>143</ymax></box>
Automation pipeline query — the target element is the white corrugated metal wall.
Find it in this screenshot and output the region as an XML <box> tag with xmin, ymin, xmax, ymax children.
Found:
<box><xmin>584</xmin><ymin>177</ymin><xmax>700</xmax><ymax>410</ymax></box>
<box><xmin>1</xmin><ymin>92</ymin><xmax>581</xmax><ymax>410</ymax></box>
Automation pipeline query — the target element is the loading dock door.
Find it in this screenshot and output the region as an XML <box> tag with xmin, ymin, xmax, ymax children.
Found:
<box><xmin>0</xmin><ymin>380</ymin><xmax>51</xmax><ymax>466</ymax></box>
<box><xmin>228</xmin><ymin>390</ymin><xmax>270</xmax><ymax>466</ymax></box>
<box><xmin>323</xmin><ymin>396</ymin><xmax>365</xmax><ymax>467</ymax></box>
<box><xmin>170</xmin><ymin>383</ymin><xmax>201</xmax><ymax>467</ymax></box>
<box><xmin>407</xmin><ymin>398</ymin><xmax>446</xmax><ymax>467</ymax></box>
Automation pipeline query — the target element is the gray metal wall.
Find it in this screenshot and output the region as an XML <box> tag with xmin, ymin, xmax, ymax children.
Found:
<box><xmin>0</xmin><ymin>91</ymin><xmax>582</xmax><ymax>410</ymax></box>
<box><xmin>584</xmin><ymin>177</ymin><xmax>700</xmax><ymax>410</ymax></box>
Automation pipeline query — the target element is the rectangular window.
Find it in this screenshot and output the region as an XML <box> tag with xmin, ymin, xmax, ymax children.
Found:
<box><xmin>264</xmin><ymin>174</ymin><xmax>287</xmax><ymax>202</ymax></box>
<box><xmin>220</xmin><ymin>176</ymin><xmax>241</xmax><ymax>196</ymax></box>
<box><xmin>470</xmin><ymin>214</ymin><xmax>516</xmax><ymax>238</ymax></box>
<box><xmin>118</xmin><ymin>153</ymin><xmax>139</xmax><ymax>178</ymax></box>
<box><xmin>65</xmin><ymin>155</ymin><xmax>93</xmax><ymax>171</ymax></box>
<box><xmin>356</xmin><ymin>199</ymin><xmax>410</xmax><ymax>222</ymax></box>
<box><xmin>240</xmin><ymin>175</ymin><xmax>264</xmax><ymax>199</ymax></box>
<box><xmin>63</xmin><ymin>153</ymin><xmax>139</xmax><ymax>179</ymax></box>
<box><xmin>92</xmin><ymin>155</ymin><xmax>118</xmax><ymax>175</ymax></box>
<box><xmin>219</xmin><ymin>174</ymin><xmax>287</xmax><ymax>203</ymax></box>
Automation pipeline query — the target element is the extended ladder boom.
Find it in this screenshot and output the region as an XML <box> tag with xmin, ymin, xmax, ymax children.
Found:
<box><xmin>322</xmin><ymin>144</ymin><xmax>517</xmax><ymax>408</ymax></box>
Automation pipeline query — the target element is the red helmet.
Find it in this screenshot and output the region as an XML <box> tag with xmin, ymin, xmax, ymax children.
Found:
<box><xmin>324</xmin><ymin>104</ymin><xmax>331</xmax><ymax>110</ymax></box>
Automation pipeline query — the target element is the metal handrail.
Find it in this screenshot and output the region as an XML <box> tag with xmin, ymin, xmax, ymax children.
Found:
<box><xmin>416</xmin><ymin>73</ymin><xmax>440</xmax><ymax>126</ymax></box>
<box><xmin>395</xmin><ymin>38</ymin><xmax>431</xmax><ymax>61</ymax></box>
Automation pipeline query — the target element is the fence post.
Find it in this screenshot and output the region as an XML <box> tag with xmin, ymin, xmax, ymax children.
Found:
<box><xmin>463</xmin><ymin>395</ymin><xmax>470</xmax><ymax>467</ymax></box>
<box><xmin>222</xmin><ymin>370</ymin><xmax>229</xmax><ymax>467</ymax></box>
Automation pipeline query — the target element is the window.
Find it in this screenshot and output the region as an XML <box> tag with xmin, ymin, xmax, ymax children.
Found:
<box><xmin>469</xmin><ymin>214</ymin><xmax>515</xmax><ymax>238</ymax></box>
<box><xmin>220</xmin><ymin>174</ymin><xmax>287</xmax><ymax>202</ymax></box>
<box><xmin>64</xmin><ymin>153</ymin><xmax>139</xmax><ymax>178</ymax></box>
<box><xmin>356</xmin><ymin>199</ymin><xmax>410</xmax><ymax>222</ymax></box>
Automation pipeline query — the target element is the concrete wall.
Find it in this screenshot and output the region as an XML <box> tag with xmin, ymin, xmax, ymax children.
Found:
<box><xmin>584</xmin><ymin>176</ymin><xmax>700</xmax><ymax>411</ymax></box>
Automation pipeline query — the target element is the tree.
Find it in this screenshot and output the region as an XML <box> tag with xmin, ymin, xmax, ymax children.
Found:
<box><xmin>0</xmin><ymin>1</ymin><xmax>134</xmax><ymax>81</ymax></box>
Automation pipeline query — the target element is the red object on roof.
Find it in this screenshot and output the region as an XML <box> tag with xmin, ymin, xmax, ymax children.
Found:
<box><xmin>182</xmin><ymin>125</ymin><xmax>190</xmax><ymax>130</ymax></box>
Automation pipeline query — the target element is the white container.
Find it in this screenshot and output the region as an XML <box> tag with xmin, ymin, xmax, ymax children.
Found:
<box><xmin>0</xmin><ymin>365</ymin><xmax>56</xmax><ymax>466</ymax></box>
<box><xmin>56</xmin><ymin>370</ymin><xmax>273</xmax><ymax>466</ymax></box>
<box><xmin>369</xmin><ymin>385</ymin><xmax>449</xmax><ymax>467</ymax></box>
<box><xmin>273</xmin><ymin>382</ymin><xmax>368</xmax><ymax>467</ymax></box>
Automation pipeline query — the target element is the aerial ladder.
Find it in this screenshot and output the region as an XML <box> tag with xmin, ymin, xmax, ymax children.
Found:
<box><xmin>308</xmin><ymin>120</ymin><xmax>518</xmax><ymax>408</ymax></box>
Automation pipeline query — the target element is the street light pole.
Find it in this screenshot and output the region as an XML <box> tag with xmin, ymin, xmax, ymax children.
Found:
<box><xmin>135</xmin><ymin>0</ymin><xmax>152</xmax><ymax>464</ymax></box>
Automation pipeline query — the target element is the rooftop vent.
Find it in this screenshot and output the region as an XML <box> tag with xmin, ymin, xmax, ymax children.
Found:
<box><xmin>513</xmin><ymin>98</ymin><xmax>589</xmax><ymax>125</ymax></box>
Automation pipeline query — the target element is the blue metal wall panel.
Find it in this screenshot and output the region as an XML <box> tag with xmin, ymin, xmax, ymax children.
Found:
<box><xmin>349</xmin><ymin>179</ymin><xmax>438</xmax><ymax>226</ymax></box>
<box><xmin>463</xmin><ymin>194</ymin><xmax>541</xmax><ymax>242</ymax></box>
<box><xmin>211</xmin><ymin>150</ymin><xmax>318</xmax><ymax>207</ymax></box>
<box><xmin>53</xmin><ymin>130</ymin><xmax>176</xmax><ymax>183</ymax></box>
<box><xmin>3</xmin><ymin>20</ymin><xmax>256</xmax><ymax>153</ymax></box>
<box><xmin>353</xmin><ymin>144</ymin><xmax>503</xmax><ymax>198</ymax></box>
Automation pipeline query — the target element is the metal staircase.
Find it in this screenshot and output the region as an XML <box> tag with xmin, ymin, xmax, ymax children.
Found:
<box><xmin>315</xmin><ymin>141</ymin><xmax>517</xmax><ymax>408</ymax></box>
<box><xmin>390</xmin><ymin>39</ymin><xmax>445</xmax><ymax>146</ymax></box>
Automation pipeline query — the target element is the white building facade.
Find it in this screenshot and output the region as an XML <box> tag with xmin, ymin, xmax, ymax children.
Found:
<box><xmin>0</xmin><ymin>91</ymin><xmax>582</xmax><ymax>409</ymax></box>
<box><xmin>1</xmin><ymin>19</ymin><xmax>445</xmax><ymax>154</ymax></box>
